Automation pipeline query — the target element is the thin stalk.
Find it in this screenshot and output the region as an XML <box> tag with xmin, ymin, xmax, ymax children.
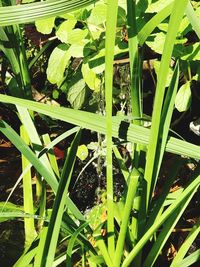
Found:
<box><xmin>126</xmin><ymin>4</ymin><xmax>143</xmax><ymax>264</ymax></box>
<box><xmin>127</xmin><ymin>0</ymin><xmax>141</xmax><ymax>121</ymax></box>
<box><xmin>122</xmin><ymin>167</ymin><xmax>200</xmax><ymax>267</ymax></box>
<box><xmin>105</xmin><ymin>0</ymin><xmax>118</xmax><ymax>257</ymax></box>
<box><xmin>114</xmin><ymin>168</ymin><xmax>139</xmax><ymax>267</ymax></box>
<box><xmin>144</xmin><ymin>0</ymin><xmax>189</xmax><ymax>207</ymax></box>
<box><xmin>20</xmin><ymin>125</ymin><xmax>36</xmax><ymax>246</ymax></box>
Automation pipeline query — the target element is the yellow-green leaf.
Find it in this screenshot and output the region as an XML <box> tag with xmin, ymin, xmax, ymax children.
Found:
<box><xmin>35</xmin><ymin>17</ymin><xmax>55</xmax><ymax>34</ymax></box>
<box><xmin>175</xmin><ymin>81</ymin><xmax>192</xmax><ymax>112</ymax></box>
<box><xmin>77</xmin><ymin>144</ymin><xmax>88</xmax><ymax>161</ymax></box>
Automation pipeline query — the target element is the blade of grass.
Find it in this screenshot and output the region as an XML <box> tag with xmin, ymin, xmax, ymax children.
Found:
<box><xmin>186</xmin><ymin>2</ymin><xmax>200</xmax><ymax>39</ymax></box>
<box><xmin>20</xmin><ymin>125</ymin><xmax>36</xmax><ymax>246</ymax></box>
<box><xmin>1</xmin><ymin>94</ymin><xmax>200</xmax><ymax>160</ymax></box>
<box><xmin>38</xmin><ymin>130</ymin><xmax>81</xmax><ymax>266</ymax></box>
<box><xmin>178</xmin><ymin>249</ymin><xmax>200</xmax><ymax>267</ymax></box>
<box><xmin>66</xmin><ymin>222</ymin><xmax>89</xmax><ymax>267</ymax></box>
<box><xmin>122</xmin><ymin>166</ymin><xmax>200</xmax><ymax>267</ymax></box>
<box><xmin>114</xmin><ymin>168</ymin><xmax>139</xmax><ymax>267</ymax></box>
<box><xmin>0</xmin><ymin>0</ymin><xmax>98</xmax><ymax>26</ymax></box>
<box><xmin>2</xmin><ymin>126</ymin><xmax>79</xmax><ymax>209</ymax></box>
<box><xmin>0</xmin><ymin>119</ymin><xmax>58</xmax><ymax>192</ymax></box>
<box><xmin>127</xmin><ymin>0</ymin><xmax>141</xmax><ymax>121</ymax></box>
<box><xmin>0</xmin><ymin>120</ymin><xmax>85</xmax><ymax>222</ymax></box>
<box><xmin>143</xmin><ymin>191</ymin><xmax>196</xmax><ymax>267</ymax></box>
<box><xmin>144</xmin><ymin>0</ymin><xmax>189</xmax><ymax>207</ymax></box>
<box><xmin>17</xmin><ymin>106</ymin><xmax>56</xmax><ymax>178</ymax></box>
<box><xmin>138</xmin><ymin>1</ymin><xmax>173</xmax><ymax>45</ymax></box>
<box><xmin>146</xmin><ymin>62</ymin><xmax>179</xmax><ymax>205</ymax></box>
<box><xmin>170</xmin><ymin>218</ymin><xmax>200</xmax><ymax>267</ymax></box>
<box><xmin>105</xmin><ymin>0</ymin><xmax>118</xmax><ymax>257</ymax></box>
<box><xmin>145</xmin><ymin>156</ymin><xmax>184</xmax><ymax>231</ymax></box>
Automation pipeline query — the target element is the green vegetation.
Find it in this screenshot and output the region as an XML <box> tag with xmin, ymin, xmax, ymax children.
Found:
<box><xmin>0</xmin><ymin>0</ymin><xmax>200</xmax><ymax>266</ymax></box>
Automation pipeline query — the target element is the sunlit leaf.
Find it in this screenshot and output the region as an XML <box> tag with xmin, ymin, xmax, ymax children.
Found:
<box><xmin>88</xmin><ymin>3</ymin><xmax>107</xmax><ymax>25</ymax></box>
<box><xmin>77</xmin><ymin>144</ymin><xmax>88</xmax><ymax>161</ymax></box>
<box><xmin>147</xmin><ymin>0</ymin><xmax>173</xmax><ymax>13</ymax></box>
<box><xmin>82</xmin><ymin>62</ymin><xmax>101</xmax><ymax>91</ymax></box>
<box><xmin>47</xmin><ymin>44</ymin><xmax>70</xmax><ymax>85</ymax></box>
<box><xmin>175</xmin><ymin>81</ymin><xmax>192</xmax><ymax>112</ymax></box>
<box><xmin>67</xmin><ymin>78</ymin><xmax>86</xmax><ymax>109</ymax></box>
<box><xmin>56</xmin><ymin>19</ymin><xmax>77</xmax><ymax>43</ymax></box>
<box><xmin>35</xmin><ymin>17</ymin><xmax>55</xmax><ymax>34</ymax></box>
<box><xmin>67</xmin><ymin>28</ymin><xmax>88</xmax><ymax>44</ymax></box>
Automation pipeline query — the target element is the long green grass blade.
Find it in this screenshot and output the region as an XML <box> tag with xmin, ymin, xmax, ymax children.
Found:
<box><xmin>122</xmin><ymin>167</ymin><xmax>200</xmax><ymax>267</ymax></box>
<box><xmin>179</xmin><ymin>249</ymin><xmax>200</xmax><ymax>267</ymax></box>
<box><xmin>138</xmin><ymin>1</ymin><xmax>173</xmax><ymax>45</ymax></box>
<box><xmin>17</xmin><ymin>106</ymin><xmax>56</xmax><ymax>177</ymax></box>
<box><xmin>146</xmin><ymin>63</ymin><xmax>179</xmax><ymax>204</ymax></box>
<box><xmin>0</xmin><ymin>94</ymin><xmax>200</xmax><ymax>160</ymax></box>
<box><xmin>170</xmin><ymin>218</ymin><xmax>200</xmax><ymax>267</ymax></box>
<box><xmin>114</xmin><ymin>168</ymin><xmax>139</xmax><ymax>267</ymax></box>
<box><xmin>39</xmin><ymin>130</ymin><xmax>81</xmax><ymax>266</ymax></box>
<box><xmin>0</xmin><ymin>0</ymin><xmax>98</xmax><ymax>26</ymax></box>
<box><xmin>144</xmin><ymin>0</ymin><xmax>189</xmax><ymax>207</ymax></box>
<box><xmin>127</xmin><ymin>0</ymin><xmax>141</xmax><ymax>120</ymax></box>
<box><xmin>66</xmin><ymin>222</ymin><xmax>88</xmax><ymax>267</ymax></box>
<box><xmin>105</xmin><ymin>0</ymin><xmax>118</xmax><ymax>257</ymax></box>
<box><xmin>0</xmin><ymin>119</ymin><xmax>58</xmax><ymax>192</ymax></box>
<box><xmin>186</xmin><ymin>2</ymin><xmax>200</xmax><ymax>39</ymax></box>
<box><xmin>20</xmin><ymin>125</ymin><xmax>36</xmax><ymax>246</ymax></box>
<box><xmin>143</xmin><ymin>191</ymin><xmax>195</xmax><ymax>267</ymax></box>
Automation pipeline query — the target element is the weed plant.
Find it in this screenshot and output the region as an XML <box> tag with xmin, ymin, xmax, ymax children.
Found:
<box><xmin>0</xmin><ymin>0</ymin><xmax>200</xmax><ymax>266</ymax></box>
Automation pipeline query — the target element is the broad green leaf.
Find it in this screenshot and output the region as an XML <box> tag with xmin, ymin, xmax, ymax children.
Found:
<box><xmin>76</xmin><ymin>144</ymin><xmax>88</xmax><ymax>161</ymax></box>
<box><xmin>67</xmin><ymin>78</ymin><xmax>86</xmax><ymax>109</ymax></box>
<box><xmin>147</xmin><ymin>0</ymin><xmax>174</xmax><ymax>13</ymax></box>
<box><xmin>88</xmin><ymin>3</ymin><xmax>107</xmax><ymax>25</ymax></box>
<box><xmin>175</xmin><ymin>81</ymin><xmax>192</xmax><ymax>112</ymax></box>
<box><xmin>88</xmin><ymin>24</ymin><xmax>103</xmax><ymax>40</ymax></box>
<box><xmin>154</xmin><ymin>60</ymin><xmax>173</xmax><ymax>87</ymax></box>
<box><xmin>82</xmin><ymin>62</ymin><xmax>101</xmax><ymax>91</ymax></box>
<box><xmin>117</xmin><ymin>6</ymin><xmax>126</xmax><ymax>26</ymax></box>
<box><xmin>146</xmin><ymin>32</ymin><xmax>165</xmax><ymax>54</ymax></box>
<box><xmin>35</xmin><ymin>17</ymin><xmax>55</xmax><ymax>34</ymax></box>
<box><xmin>47</xmin><ymin>44</ymin><xmax>70</xmax><ymax>85</ymax></box>
<box><xmin>67</xmin><ymin>28</ymin><xmax>88</xmax><ymax>44</ymax></box>
<box><xmin>56</xmin><ymin>19</ymin><xmax>77</xmax><ymax>43</ymax></box>
<box><xmin>68</xmin><ymin>41</ymin><xmax>89</xmax><ymax>57</ymax></box>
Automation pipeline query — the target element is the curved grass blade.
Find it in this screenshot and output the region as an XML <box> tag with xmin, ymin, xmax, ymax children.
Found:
<box><xmin>186</xmin><ymin>2</ymin><xmax>200</xmax><ymax>39</ymax></box>
<box><xmin>38</xmin><ymin>130</ymin><xmax>81</xmax><ymax>267</ymax></box>
<box><xmin>0</xmin><ymin>94</ymin><xmax>200</xmax><ymax>160</ymax></box>
<box><xmin>178</xmin><ymin>249</ymin><xmax>200</xmax><ymax>267</ymax></box>
<box><xmin>2</xmin><ymin>126</ymin><xmax>79</xmax><ymax>209</ymax></box>
<box><xmin>114</xmin><ymin>168</ymin><xmax>140</xmax><ymax>267</ymax></box>
<box><xmin>0</xmin><ymin>0</ymin><xmax>98</xmax><ymax>26</ymax></box>
<box><xmin>66</xmin><ymin>222</ymin><xmax>89</xmax><ymax>267</ymax></box>
<box><xmin>170</xmin><ymin>218</ymin><xmax>200</xmax><ymax>267</ymax></box>
<box><xmin>105</xmin><ymin>0</ymin><xmax>118</xmax><ymax>256</ymax></box>
<box><xmin>122</xmin><ymin>166</ymin><xmax>200</xmax><ymax>267</ymax></box>
<box><xmin>138</xmin><ymin>1</ymin><xmax>173</xmax><ymax>45</ymax></box>
<box><xmin>143</xmin><ymin>191</ymin><xmax>196</xmax><ymax>267</ymax></box>
<box><xmin>144</xmin><ymin>0</ymin><xmax>189</xmax><ymax>207</ymax></box>
<box><xmin>0</xmin><ymin>119</ymin><xmax>58</xmax><ymax>192</ymax></box>
<box><xmin>20</xmin><ymin>125</ymin><xmax>36</xmax><ymax>245</ymax></box>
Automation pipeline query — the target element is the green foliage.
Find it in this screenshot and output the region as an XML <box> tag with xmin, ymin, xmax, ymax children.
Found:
<box><xmin>175</xmin><ymin>81</ymin><xmax>192</xmax><ymax>112</ymax></box>
<box><xmin>1</xmin><ymin>0</ymin><xmax>200</xmax><ymax>267</ymax></box>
